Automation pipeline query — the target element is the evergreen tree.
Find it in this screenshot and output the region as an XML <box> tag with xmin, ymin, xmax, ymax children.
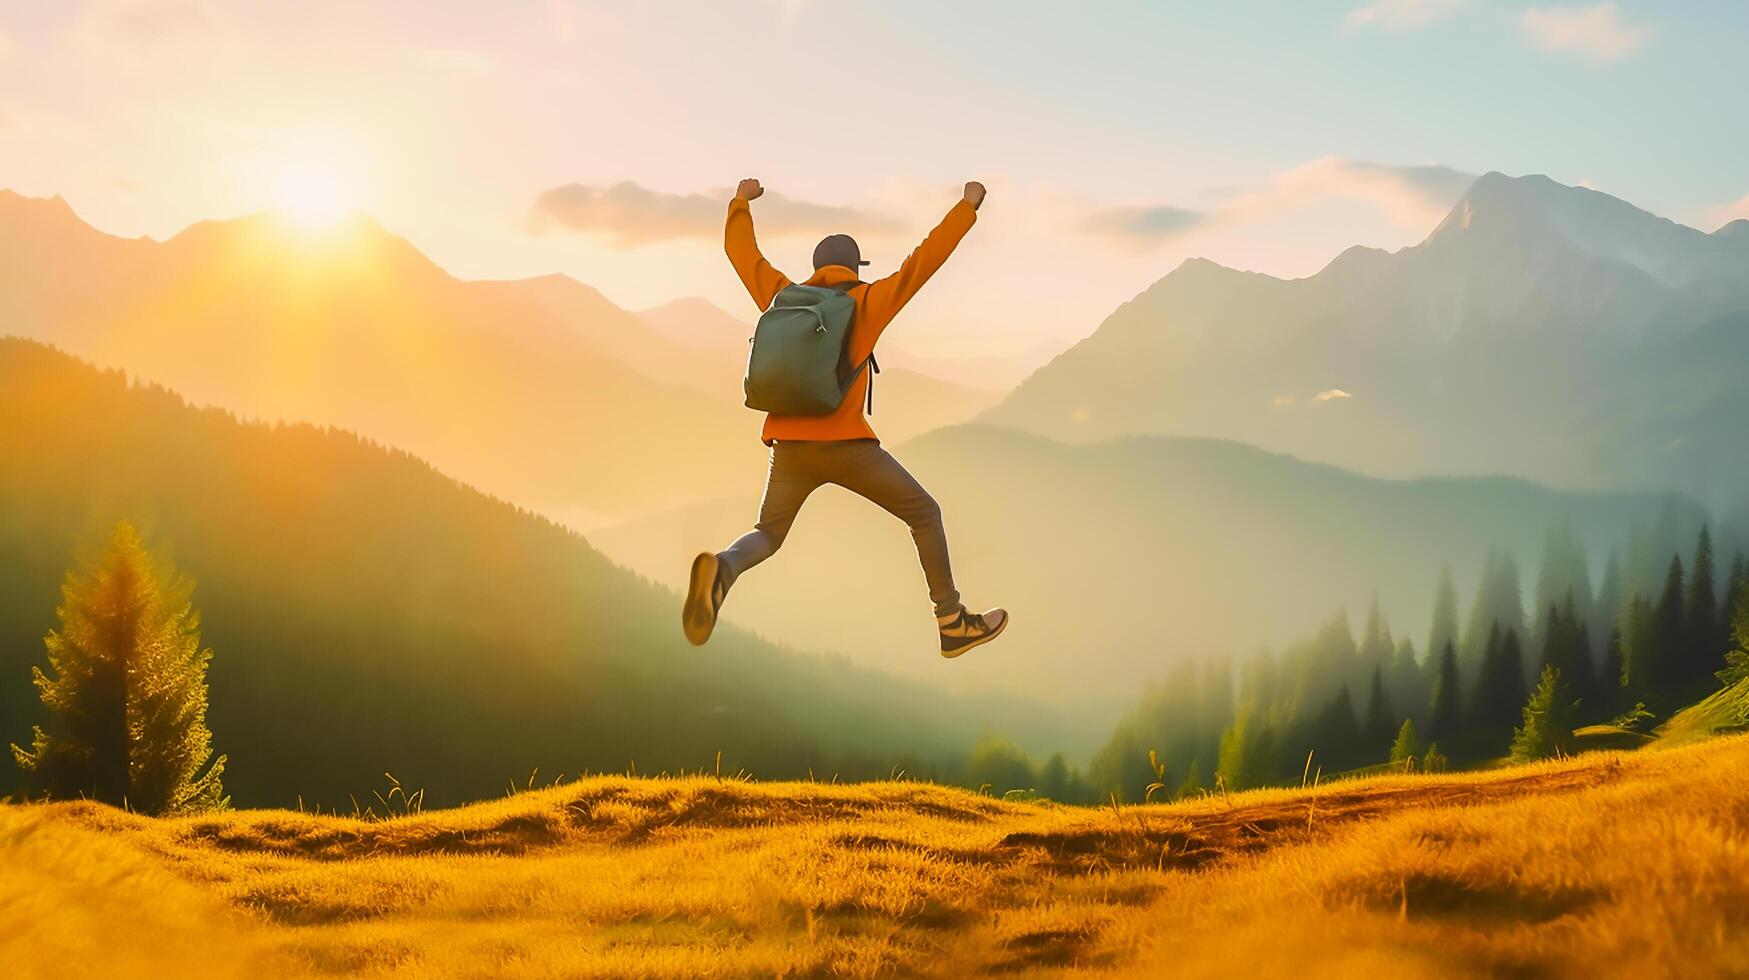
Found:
<box><xmin>11</xmin><ymin>522</ymin><xmax>227</xmax><ymax>815</ymax></box>
<box><xmin>1216</xmin><ymin>710</ymin><xmax>1278</xmax><ymax>791</ymax></box>
<box><xmin>1472</xmin><ymin>624</ymin><xmax>1527</xmax><ymax>734</ymax></box>
<box><xmin>1651</xmin><ymin>554</ymin><xmax>1687</xmax><ymax>692</ymax></box>
<box><xmin>1389</xmin><ymin>718</ymin><xmax>1422</xmax><ymax>768</ymax></box>
<box><xmin>1721</xmin><ymin>554</ymin><xmax>1749</xmax><ymax>660</ymax></box>
<box><xmin>1421</xmin><ymin>742</ymin><xmax>1448</xmax><ymax>773</ymax></box>
<box><xmin>1359</xmin><ymin>594</ymin><xmax>1394</xmax><ymax>672</ymax></box>
<box><xmin>1687</xmin><ymin>526</ymin><xmax>1719</xmax><ymax>686</ymax></box>
<box><xmin>1592</xmin><ymin>549</ymin><xmax>1625</xmax><ymax>661</ymax></box>
<box><xmin>1428</xmin><ymin>640</ymin><xmax>1463</xmax><ymax>740</ymax></box>
<box><xmin>1363</xmin><ymin>666</ymin><xmax>1395</xmax><ymax>755</ymax></box>
<box><xmin>1621</xmin><ymin>593</ymin><xmax>1658</xmax><ymax>700</ymax></box>
<box><xmin>965</xmin><ymin>737</ymin><xmax>1036</xmax><ymax>796</ymax></box>
<box><xmin>1532</xmin><ymin>526</ymin><xmax>1593</xmax><ymax>655</ymax></box>
<box><xmin>1716</xmin><ymin>589</ymin><xmax>1749</xmax><ymax>688</ymax></box>
<box><xmin>1176</xmin><ymin>757</ymin><xmax>1205</xmax><ymax>799</ymax></box>
<box><xmin>1461</xmin><ymin>551</ymin><xmax>1524</xmax><ymax>672</ymax></box>
<box><xmin>1539</xmin><ymin>592</ymin><xmax>1596</xmax><ymax>712</ymax></box>
<box><xmin>1039</xmin><ymin>752</ymin><xmax>1071</xmax><ymax>802</ymax></box>
<box><xmin>1388</xmin><ymin>636</ymin><xmax>1425</xmax><ymax>728</ymax></box>
<box><xmin>1510</xmin><ymin>665</ymin><xmax>1578</xmax><ymax>763</ymax></box>
<box><xmin>1314</xmin><ymin>685</ymin><xmax>1362</xmax><ymax>769</ymax></box>
<box><xmin>1601</xmin><ymin>622</ymin><xmax>1626</xmax><ymax>714</ymax></box>
<box><xmin>1428</xmin><ymin>565</ymin><xmax>1459</xmax><ymax>668</ymax></box>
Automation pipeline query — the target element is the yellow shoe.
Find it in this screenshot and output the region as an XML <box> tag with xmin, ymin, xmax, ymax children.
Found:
<box><xmin>682</xmin><ymin>552</ymin><xmax>725</xmax><ymax>646</ymax></box>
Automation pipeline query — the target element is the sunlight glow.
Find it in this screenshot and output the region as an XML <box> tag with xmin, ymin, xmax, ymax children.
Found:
<box><xmin>275</xmin><ymin>168</ymin><xmax>351</xmax><ymax>231</ymax></box>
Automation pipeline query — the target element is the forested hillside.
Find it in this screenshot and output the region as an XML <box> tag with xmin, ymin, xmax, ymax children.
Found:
<box><xmin>0</xmin><ymin>338</ymin><xmax>1006</xmax><ymax>807</ymax></box>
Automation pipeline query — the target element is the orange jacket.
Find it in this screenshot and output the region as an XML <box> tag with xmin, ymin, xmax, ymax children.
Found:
<box><xmin>725</xmin><ymin>196</ymin><xmax>977</xmax><ymax>443</ymax></box>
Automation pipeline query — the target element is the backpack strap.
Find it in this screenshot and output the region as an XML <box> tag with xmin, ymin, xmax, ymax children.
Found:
<box><xmin>864</xmin><ymin>353</ymin><xmax>880</xmax><ymax>415</ymax></box>
<box><xmin>833</xmin><ymin>280</ymin><xmax>877</xmax><ymax>415</ymax></box>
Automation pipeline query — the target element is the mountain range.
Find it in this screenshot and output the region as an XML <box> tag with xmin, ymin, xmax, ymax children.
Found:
<box><xmin>984</xmin><ymin>173</ymin><xmax>1749</xmax><ymax>505</ymax></box>
<box><xmin>0</xmin><ymin>191</ymin><xmax>998</xmax><ymax>526</ymax></box>
<box><xmin>0</xmin><ymin>338</ymin><xmax>1053</xmax><ymax>806</ymax></box>
<box><xmin>596</xmin><ymin>423</ymin><xmax>1705</xmax><ymax>707</ymax></box>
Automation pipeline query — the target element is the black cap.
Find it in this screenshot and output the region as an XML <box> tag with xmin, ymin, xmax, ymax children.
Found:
<box><xmin>812</xmin><ymin>234</ymin><xmax>870</xmax><ymax>271</ymax></box>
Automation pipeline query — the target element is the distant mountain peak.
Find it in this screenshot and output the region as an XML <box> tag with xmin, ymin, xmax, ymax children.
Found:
<box><xmin>1423</xmin><ymin>171</ymin><xmax>1728</xmax><ymax>289</ymax></box>
<box><xmin>1715</xmin><ymin>218</ymin><xmax>1749</xmax><ymax>239</ymax></box>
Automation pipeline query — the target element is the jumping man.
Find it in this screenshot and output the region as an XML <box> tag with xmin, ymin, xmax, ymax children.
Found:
<box><xmin>682</xmin><ymin>178</ymin><xmax>1008</xmax><ymax>658</ymax></box>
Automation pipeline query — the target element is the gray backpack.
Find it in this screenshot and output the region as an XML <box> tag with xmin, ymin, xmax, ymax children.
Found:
<box><xmin>743</xmin><ymin>283</ymin><xmax>878</xmax><ymax>416</ymax></box>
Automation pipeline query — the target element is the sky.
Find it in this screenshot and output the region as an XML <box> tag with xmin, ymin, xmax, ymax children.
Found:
<box><xmin>2</xmin><ymin>0</ymin><xmax>1745</xmax><ymax>377</ymax></box>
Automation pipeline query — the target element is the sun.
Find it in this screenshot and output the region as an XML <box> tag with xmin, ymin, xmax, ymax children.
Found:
<box><xmin>274</xmin><ymin>168</ymin><xmax>351</xmax><ymax>231</ymax></box>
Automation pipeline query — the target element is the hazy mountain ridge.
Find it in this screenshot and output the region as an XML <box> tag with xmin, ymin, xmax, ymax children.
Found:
<box><xmin>595</xmin><ymin>421</ymin><xmax>1704</xmax><ymax>708</ymax></box>
<box><xmin>986</xmin><ymin>173</ymin><xmax>1749</xmax><ymax>499</ymax></box>
<box><xmin>0</xmin><ymin>191</ymin><xmax>1000</xmax><ymax>526</ymax></box>
<box><xmin>0</xmin><ymin>338</ymin><xmax>1043</xmax><ymax>806</ymax></box>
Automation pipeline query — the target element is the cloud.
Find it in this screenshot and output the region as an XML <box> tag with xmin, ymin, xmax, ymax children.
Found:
<box><xmin>1520</xmin><ymin>3</ymin><xmax>1652</xmax><ymax>61</ymax></box>
<box><xmin>1345</xmin><ymin>0</ymin><xmax>1465</xmax><ymax>31</ymax></box>
<box><xmin>1314</xmin><ymin>388</ymin><xmax>1354</xmax><ymax>402</ymax></box>
<box><xmin>1230</xmin><ymin>158</ymin><xmax>1476</xmax><ymax>228</ymax></box>
<box><xmin>1079</xmin><ymin>158</ymin><xmax>1475</xmax><ymax>252</ymax></box>
<box><xmin>528</xmin><ymin>181</ymin><xmax>903</xmax><ymax>247</ymax></box>
<box><xmin>1078</xmin><ymin>204</ymin><xmax>1208</xmax><ymax>246</ymax></box>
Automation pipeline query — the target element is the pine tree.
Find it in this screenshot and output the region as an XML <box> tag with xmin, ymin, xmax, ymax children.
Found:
<box><xmin>1687</xmin><ymin>527</ymin><xmax>1719</xmax><ymax>686</ymax></box>
<box><xmin>1510</xmin><ymin>665</ymin><xmax>1577</xmax><ymax>763</ymax></box>
<box><xmin>1473</xmin><ymin>624</ymin><xmax>1527</xmax><ymax>734</ymax></box>
<box><xmin>1593</xmin><ymin>549</ymin><xmax>1625</xmax><ymax>661</ymax></box>
<box><xmin>1602</xmin><ymin>622</ymin><xmax>1626</xmax><ymax>709</ymax></box>
<box><xmin>1428</xmin><ymin>565</ymin><xmax>1459</xmax><ymax>667</ymax></box>
<box><xmin>1040</xmin><ymin>752</ymin><xmax>1071</xmax><ymax>802</ymax></box>
<box><xmin>1389</xmin><ymin>718</ymin><xmax>1422</xmax><ymax>768</ymax></box>
<box><xmin>1421</xmin><ymin>742</ymin><xmax>1448</xmax><ymax>772</ymax></box>
<box><xmin>1461</xmin><ymin>551</ymin><xmax>1525</xmax><ymax>672</ymax></box>
<box><xmin>1360</xmin><ymin>595</ymin><xmax>1394</xmax><ymax>672</ymax></box>
<box><xmin>1716</xmin><ymin>588</ymin><xmax>1749</xmax><ymax>688</ymax></box>
<box><xmin>1428</xmin><ymin>640</ymin><xmax>1463</xmax><ymax>740</ymax></box>
<box><xmin>1532</xmin><ymin>526</ymin><xmax>1593</xmax><ymax>655</ymax></box>
<box><xmin>1388</xmin><ymin>636</ymin><xmax>1425</xmax><ymax>727</ymax></box>
<box><xmin>1315</xmin><ymin>685</ymin><xmax>1362</xmax><ymax>769</ymax></box>
<box><xmin>1651</xmin><ymin>554</ymin><xmax>1687</xmax><ymax>693</ymax></box>
<box><xmin>1539</xmin><ymin>592</ymin><xmax>1595</xmax><ymax>712</ymax></box>
<box><xmin>1176</xmin><ymin>757</ymin><xmax>1205</xmax><ymax>799</ymax></box>
<box><xmin>1621</xmin><ymin>593</ymin><xmax>1657</xmax><ymax>699</ymax></box>
<box><xmin>1721</xmin><ymin>554</ymin><xmax>1749</xmax><ymax>663</ymax></box>
<box><xmin>1363</xmin><ymin>666</ymin><xmax>1394</xmax><ymax>755</ymax></box>
<box><xmin>1217</xmin><ymin>710</ymin><xmax>1278</xmax><ymax>791</ymax></box>
<box><xmin>10</xmin><ymin>522</ymin><xmax>227</xmax><ymax>814</ymax></box>
<box><xmin>1602</xmin><ymin>619</ymin><xmax>1630</xmax><ymax>703</ymax></box>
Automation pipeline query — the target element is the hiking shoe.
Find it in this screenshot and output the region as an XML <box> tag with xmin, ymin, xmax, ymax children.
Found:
<box><xmin>939</xmin><ymin>606</ymin><xmax>1008</xmax><ymax>659</ymax></box>
<box><xmin>682</xmin><ymin>552</ymin><xmax>727</xmax><ymax>646</ymax></box>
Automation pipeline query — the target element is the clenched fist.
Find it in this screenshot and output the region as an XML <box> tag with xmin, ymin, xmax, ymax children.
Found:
<box><xmin>736</xmin><ymin>178</ymin><xmax>764</xmax><ymax>202</ymax></box>
<box><xmin>963</xmin><ymin>181</ymin><xmax>987</xmax><ymax>210</ymax></box>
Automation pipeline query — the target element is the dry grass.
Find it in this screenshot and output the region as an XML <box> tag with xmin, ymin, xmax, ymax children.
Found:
<box><xmin>6</xmin><ymin>736</ymin><xmax>1749</xmax><ymax>978</ymax></box>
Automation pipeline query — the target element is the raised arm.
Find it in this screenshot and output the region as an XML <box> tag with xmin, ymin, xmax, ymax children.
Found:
<box><xmin>863</xmin><ymin>181</ymin><xmax>984</xmax><ymax>326</ymax></box>
<box><xmin>724</xmin><ymin>178</ymin><xmax>791</xmax><ymax>311</ymax></box>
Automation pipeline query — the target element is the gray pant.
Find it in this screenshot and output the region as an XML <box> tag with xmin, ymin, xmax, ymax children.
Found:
<box><xmin>717</xmin><ymin>439</ymin><xmax>961</xmax><ymax>617</ymax></box>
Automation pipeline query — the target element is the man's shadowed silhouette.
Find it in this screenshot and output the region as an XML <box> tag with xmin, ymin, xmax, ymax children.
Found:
<box><xmin>682</xmin><ymin>178</ymin><xmax>1008</xmax><ymax>659</ymax></box>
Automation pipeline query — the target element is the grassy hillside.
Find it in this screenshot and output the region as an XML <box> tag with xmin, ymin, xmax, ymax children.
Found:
<box><xmin>596</xmin><ymin>423</ymin><xmax>1700</xmax><ymax>708</ymax></box>
<box><xmin>1656</xmin><ymin>676</ymin><xmax>1749</xmax><ymax>746</ymax></box>
<box><xmin>0</xmin><ymin>338</ymin><xmax>1010</xmax><ymax>808</ymax></box>
<box><xmin>7</xmin><ymin>733</ymin><xmax>1748</xmax><ymax>977</ymax></box>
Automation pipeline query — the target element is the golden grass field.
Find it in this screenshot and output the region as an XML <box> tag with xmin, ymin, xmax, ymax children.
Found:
<box><xmin>5</xmin><ymin>735</ymin><xmax>1749</xmax><ymax>979</ymax></box>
